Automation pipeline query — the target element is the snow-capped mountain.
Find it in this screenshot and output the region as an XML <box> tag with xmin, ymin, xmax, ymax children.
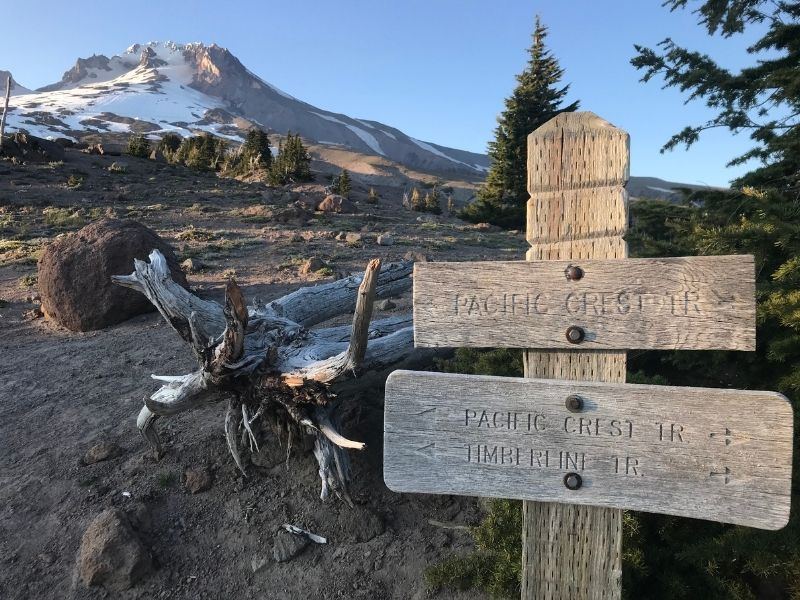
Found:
<box><xmin>2</xmin><ymin>42</ymin><xmax>489</xmax><ymax>175</ymax></box>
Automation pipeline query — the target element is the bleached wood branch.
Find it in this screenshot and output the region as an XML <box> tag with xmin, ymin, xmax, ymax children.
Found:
<box><xmin>113</xmin><ymin>249</ymin><xmax>415</xmax><ymax>501</ymax></box>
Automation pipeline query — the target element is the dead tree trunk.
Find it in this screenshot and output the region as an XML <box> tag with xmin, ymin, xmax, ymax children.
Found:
<box><xmin>114</xmin><ymin>250</ymin><xmax>415</xmax><ymax>503</ymax></box>
<box><xmin>0</xmin><ymin>76</ymin><xmax>10</xmax><ymax>148</ymax></box>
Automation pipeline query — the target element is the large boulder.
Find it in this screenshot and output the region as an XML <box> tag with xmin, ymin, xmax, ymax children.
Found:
<box><xmin>38</xmin><ymin>218</ymin><xmax>186</xmax><ymax>331</ymax></box>
<box><xmin>318</xmin><ymin>194</ymin><xmax>356</xmax><ymax>214</ymax></box>
<box><xmin>77</xmin><ymin>509</ymin><xmax>152</xmax><ymax>591</ymax></box>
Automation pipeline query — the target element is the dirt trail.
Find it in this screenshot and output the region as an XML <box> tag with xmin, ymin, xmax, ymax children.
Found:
<box><xmin>0</xmin><ymin>149</ymin><xmax>526</xmax><ymax>599</ymax></box>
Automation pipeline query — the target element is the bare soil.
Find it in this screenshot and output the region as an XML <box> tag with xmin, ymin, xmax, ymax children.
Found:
<box><xmin>0</xmin><ymin>149</ymin><xmax>526</xmax><ymax>599</ymax></box>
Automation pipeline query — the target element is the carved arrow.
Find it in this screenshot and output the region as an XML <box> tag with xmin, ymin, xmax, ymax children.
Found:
<box><xmin>709</xmin><ymin>467</ymin><xmax>732</xmax><ymax>484</ymax></box>
<box><xmin>709</xmin><ymin>428</ymin><xmax>732</xmax><ymax>445</ymax></box>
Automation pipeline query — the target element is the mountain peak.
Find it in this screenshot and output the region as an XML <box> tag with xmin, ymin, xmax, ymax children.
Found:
<box><xmin>4</xmin><ymin>41</ymin><xmax>490</xmax><ymax>175</ymax></box>
<box><xmin>0</xmin><ymin>70</ymin><xmax>31</xmax><ymax>95</ymax></box>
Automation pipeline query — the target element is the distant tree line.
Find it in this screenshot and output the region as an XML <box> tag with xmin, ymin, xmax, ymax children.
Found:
<box><xmin>125</xmin><ymin>128</ymin><xmax>312</xmax><ymax>184</ymax></box>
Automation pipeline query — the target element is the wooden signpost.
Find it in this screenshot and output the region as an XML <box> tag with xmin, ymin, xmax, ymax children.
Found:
<box><xmin>383</xmin><ymin>112</ymin><xmax>794</xmax><ymax>599</ymax></box>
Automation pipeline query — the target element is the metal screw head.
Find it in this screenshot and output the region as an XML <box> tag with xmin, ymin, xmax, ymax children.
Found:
<box><xmin>566</xmin><ymin>326</ymin><xmax>585</xmax><ymax>344</ymax></box>
<box><xmin>566</xmin><ymin>394</ymin><xmax>583</xmax><ymax>413</ymax></box>
<box><xmin>564</xmin><ymin>472</ymin><xmax>582</xmax><ymax>490</ymax></box>
<box><xmin>565</xmin><ymin>265</ymin><xmax>584</xmax><ymax>281</ymax></box>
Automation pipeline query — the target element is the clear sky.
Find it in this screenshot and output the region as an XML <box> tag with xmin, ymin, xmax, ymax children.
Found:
<box><xmin>0</xmin><ymin>0</ymin><xmax>769</xmax><ymax>187</ymax></box>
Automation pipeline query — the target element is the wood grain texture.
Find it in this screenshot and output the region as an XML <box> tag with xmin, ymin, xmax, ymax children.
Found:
<box><xmin>413</xmin><ymin>255</ymin><xmax>756</xmax><ymax>351</ymax></box>
<box><xmin>524</xmin><ymin>112</ymin><xmax>628</xmax><ymax>600</ymax></box>
<box><xmin>383</xmin><ymin>370</ymin><xmax>793</xmax><ymax>530</ymax></box>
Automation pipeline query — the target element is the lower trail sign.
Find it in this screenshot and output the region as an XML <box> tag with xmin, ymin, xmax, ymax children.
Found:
<box><xmin>384</xmin><ymin>370</ymin><xmax>792</xmax><ymax>530</ymax></box>
<box><xmin>383</xmin><ymin>112</ymin><xmax>794</xmax><ymax>599</ymax></box>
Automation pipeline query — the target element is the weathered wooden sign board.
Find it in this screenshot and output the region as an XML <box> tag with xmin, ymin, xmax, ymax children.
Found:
<box><xmin>413</xmin><ymin>256</ymin><xmax>756</xmax><ymax>350</ymax></box>
<box><xmin>384</xmin><ymin>370</ymin><xmax>793</xmax><ymax>530</ymax></box>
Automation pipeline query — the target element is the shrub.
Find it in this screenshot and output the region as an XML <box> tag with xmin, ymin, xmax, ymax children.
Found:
<box><xmin>158</xmin><ymin>132</ymin><xmax>182</xmax><ymax>156</ymax></box>
<box><xmin>126</xmin><ymin>134</ymin><xmax>151</xmax><ymax>158</ymax></box>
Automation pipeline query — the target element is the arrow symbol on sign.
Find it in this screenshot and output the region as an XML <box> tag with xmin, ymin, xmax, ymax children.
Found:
<box><xmin>413</xmin><ymin>407</ymin><xmax>436</xmax><ymax>416</ymax></box>
<box><xmin>709</xmin><ymin>467</ymin><xmax>732</xmax><ymax>484</ymax></box>
<box><xmin>711</xmin><ymin>290</ymin><xmax>736</xmax><ymax>306</ymax></box>
<box><xmin>709</xmin><ymin>428</ymin><xmax>732</xmax><ymax>445</ymax></box>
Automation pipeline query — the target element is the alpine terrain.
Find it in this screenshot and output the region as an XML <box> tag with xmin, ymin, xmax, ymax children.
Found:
<box><xmin>2</xmin><ymin>42</ymin><xmax>490</xmax><ymax>176</ymax></box>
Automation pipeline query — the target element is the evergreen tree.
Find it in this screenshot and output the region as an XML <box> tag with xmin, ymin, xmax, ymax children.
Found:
<box><xmin>174</xmin><ymin>134</ymin><xmax>227</xmax><ymax>171</ymax></box>
<box><xmin>241</xmin><ymin>128</ymin><xmax>272</xmax><ymax>169</ymax></box>
<box><xmin>268</xmin><ymin>132</ymin><xmax>312</xmax><ymax>184</ymax></box>
<box><xmin>425</xmin><ymin>186</ymin><xmax>442</xmax><ymax>214</ymax></box>
<box><xmin>334</xmin><ymin>169</ymin><xmax>351</xmax><ymax>197</ymax></box>
<box><xmin>126</xmin><ymin>133</ymin><xmax>151</xmax><ymax>158</ymax></box>
<box><xmin>410</xmin><ymin>187</ymin><xmax>424</xmax><ymax>212</ymax></box>
<box><xmin>632</xmin><ymin>0</ymin><xmax>800</xmax><ymax>196</ymax></box>
<box><xmin>157</xmin><ymin>132</ymin><xmax>182</xmax><ymax>158</ymax></box>
<box><xmin>462</xmin><ymin>17</ymin><xmax>578</xmax><ymax>228</ymax></box>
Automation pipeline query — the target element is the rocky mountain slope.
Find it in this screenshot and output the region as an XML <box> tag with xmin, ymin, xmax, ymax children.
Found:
<box><xmin>2</xmin><ymin>42</ymin><xmax>489</xmax><ymax>176</ymax></box>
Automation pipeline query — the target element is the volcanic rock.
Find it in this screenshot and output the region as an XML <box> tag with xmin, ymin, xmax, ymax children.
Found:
<box><xmin>38</xmin><ymin>218</ymin><xmax>186</xmax><ymax>331</ymax></box>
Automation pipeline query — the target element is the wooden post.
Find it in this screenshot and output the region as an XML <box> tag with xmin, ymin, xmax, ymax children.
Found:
<box><xmin>522</xmin><ymin>112</ymin><xmax>629</xmax><ymax>599</ymax></box>
<box><xmin>0</xmin><ymin>76</ymin><xmax>10</xmax><ymax>148</ymax></box>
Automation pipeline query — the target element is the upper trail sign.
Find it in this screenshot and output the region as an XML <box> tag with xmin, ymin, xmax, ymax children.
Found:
<box><xmin>383</xmin><ymin>112</ymin><xmax>794</xmax><ymax>600</ymax></box>
<box><xmin>414</xmin><ymin>256</ymin><xmax>755</xmax><ymax>350</ymax></box>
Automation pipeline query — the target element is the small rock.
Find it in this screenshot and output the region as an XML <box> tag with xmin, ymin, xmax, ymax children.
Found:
<box><xmin>274</xmin><ymin>202</ymin><xmax>312</xmax><ymax>224</ymax></box>
<box><xmin>184</xmin><ymin>467</ymin><xmax>213</xmax><ymax>494</ymax></box>
<box><xmin>109</xmin><ymin>161</ymin><xmax>128</xmax><ymax>173</ymax></box>
<box><xmin>273</xmin><ymin>529</ymin><xmax>310</xmax><ymax>563</ymax></box>
<box><xmin>251</xmin><ymin>556</ymin><xmax>269</xmax><ymax>573</ymax></box>
<box><xmin>318</xmin><ymin>194</ymin><xmax>356</xmax><ymax>214</ymax></box>
<box><xmin>299</xmin><ymin>257</ymin><xmax>327</xmax><ymax>276</ymax></box>
<box><xmin>83</xmin><ymin>442</ymin><xmax>121</xmax><ymax>465</ymax></box>
<box><xmin>180</xmin><ymin>258</ymin><xmax>201</xmax><ymax>273</ymax></box>
<box><xmin>345</xmin><ymin>232</ymin><xmax>362</xmax><ymax>244</ymax></box>
<box><xmin>403</xmin><ymin>251</ymin><xmax>428</xmax><ymax>263</ymax></box>
<box><xmin>376</xmin><ymin>234</ymin><xmax>394</xmax><ymax>246</ymax></box>
<box><xmin>379</xmin><ymin>299</ymin><xmax>396</xmax><ymax>311</ymax></box>
<box><xmin>78</xmin><ymin>509</ymin><xmax>152</xmax><ymax>591</ymax></box>
<box><xmin>25</xmin><ymin>294</ymin><xmax>41</xmax><ymax>303</ymax></box>
<box><xmin>22</xmin><ymin>307</ymin><xmax>44</xmax><ymax>320</ymax></box>
<box><xmin>335</xmin><ymin>231</ymin><xmax>347</xmax><ymax>241</ymax></box>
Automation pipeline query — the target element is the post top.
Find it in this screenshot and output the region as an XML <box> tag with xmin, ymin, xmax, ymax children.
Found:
<box><xmin>528</xmin><ymin>111</ymin><xmax>626</xmax><ymax>136</ymax></box>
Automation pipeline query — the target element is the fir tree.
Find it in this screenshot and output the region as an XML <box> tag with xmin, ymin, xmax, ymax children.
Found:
<box><xmin>632</xmin><ymin>0</ymin><xmax>800</xmax><ymax>196</ymax></box>
<box><xmin>126</xmin><ymin>133</ymin><xmax>151</xmax><ymax>158</ymax></box>
<box><xmin>334</xmin><ymin>169</ymin><xmax>351</xmax><ymax>197</ymax></box>
<box><xmin>462</xmin><ymin>17</ymin><xmax>578</xmax><ymax>228</ymax></box>
<box><xmin>241</xmin><ymin>128</ymin><xmax>272</xmax><ymax>169</ymax></box>
<box><xmin>425</xmin><ymin>186</ymin><xmax>442</xmax><ymax>214</ymax></box>
<box><xmin>268</xmin><ymin>132</ymin><xmax>312</xmax><ymax>184</ymax></box>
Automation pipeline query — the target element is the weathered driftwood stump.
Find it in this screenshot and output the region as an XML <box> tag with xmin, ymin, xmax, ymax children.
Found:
<box><xmin>113</xmin><ymin>250</ymin><xmax>414</xmax><ymax>504</ymax></box>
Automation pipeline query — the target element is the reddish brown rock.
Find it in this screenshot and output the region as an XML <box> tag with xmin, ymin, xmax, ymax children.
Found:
<box><xmin>184</xmin><ymin>466</ymin><xmax>213</xmax><ymax>494</ymax></box>
<box><xmin>38</xmin><ymin>219</ymin><xmax>186</xmax><ymax>331</ymax></box>
<box><xmin>78</xmin><ymin>509</ymin><xmax>152</xmax><ymax>591</ymax></box>
<box><xmin>318</xmin><ymin>194</ymin><xmax>356</xmax><ymax>214</ymax></box>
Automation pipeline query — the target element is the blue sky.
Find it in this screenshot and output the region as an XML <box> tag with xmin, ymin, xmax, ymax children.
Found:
<box><xmin>1</xmin><ymin>1</ymin><xmax>769</xmax><ymax>186</ymax></box>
